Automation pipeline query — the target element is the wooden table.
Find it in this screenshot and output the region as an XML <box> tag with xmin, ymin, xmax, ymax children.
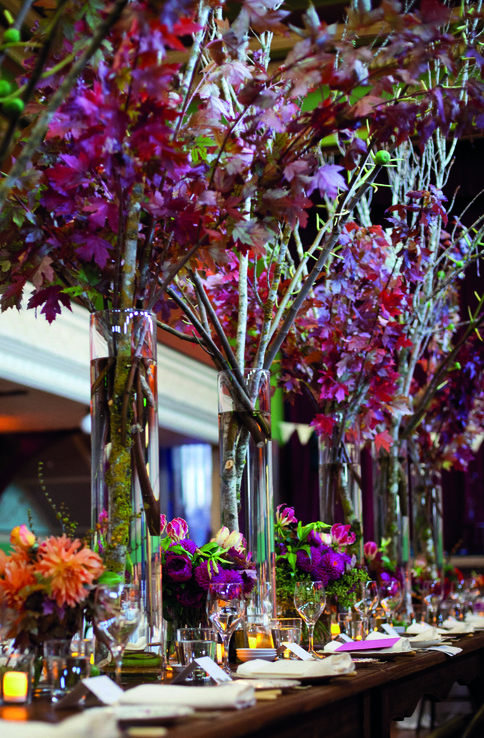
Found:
<box><xmin>2</xmin><ymin>633</ymin><xmax>484</xmax><ymax>738</ymax></box>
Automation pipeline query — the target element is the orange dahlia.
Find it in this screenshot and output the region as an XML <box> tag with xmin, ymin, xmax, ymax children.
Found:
<box><xmin>36</xmin><ymin>535</ymin><xmax>104</xmax><ymax>608</ymax></box>
<box><xmin>1</xmin><ymin>558</ymin><xmax>37</xmax><ymax>608</ymax></box>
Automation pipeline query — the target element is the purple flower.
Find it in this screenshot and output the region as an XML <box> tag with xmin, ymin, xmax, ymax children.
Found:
<box><xmin>194</xmin><ymin>561</ymin><xmax>226</xmax><ymax>590</ymax></box>
<box><xmin>276</xmin><ymin>541</ymin><xmax>288</xmax><ymax>555</ymax></box>
<box><xmin>160</xmin><ymin>514</ymin><xmax>167</xmax><ymax>534</ymax></box>
<box><xmin>364</xmin><ymin>541</ymin><xmax>378</xmax><ymax>560</ymax></box>
<box><xmin>176</xmin><ymin>584</ymin><xmax>205</xmax><ymax>608</ymax></box>
<box><xmin>331</xmin><ymin>524</ymin><xmax>356</xmax><ymax>547</ymax></box>
<box><xmin>180</xmin><ymin>539</ymin><xmax>197</xmax><ymax>555</ymax></box>
<box><xmin>296</xmin><ymin>546</ymin><xmax>322</xmax><ymax>574</ymax></box>
<box><xmin>218</xmin><ymin>569</ymin><xmax>244</xmax><ymax>585</ymax></box>
<box><xmin>165</xmin><ymin>552</ymin><xmax>192</xmax><ymax>582</ymax></box>
<box><xmin>276</xmin><ymin>504</ymin><xmax>297</xmax><ymax>527</ymax></box>
<box><xmin>226</xmin><ymin>546</ymin><xmax>252</xmax><ymax>569</ymax></box>
<box><xmin>319</xmin><ymin>550</ymin><xmax>346</xmax><ymax>581</ymax></box>
<box><xmin>240</xmin><ymin>569</ymin><xmax>257</xmax><ymax>595</ymax></box>
<box><xmin>312</xmin><ymin>569</ymin><xmax>330</xmax><ymax>587</ymax></box>
<box><xmin>296</xmin><ymin>550</ymin><xmax>313</xmax><ymax>573</ymax></box>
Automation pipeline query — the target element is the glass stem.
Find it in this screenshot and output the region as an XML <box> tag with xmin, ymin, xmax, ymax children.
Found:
<box><xmin>114</xmin><ymin>650</ymin><xmax>123</xmax><ymax>685</ymax></box>
<box><xmin>308</xmin><ymin>623</ymin><xmax>315</xmax><ymax>653</ymax></box>
<box><xmin>222</xmin><ymin>635</ymin><xmax>230</xmax><ymax>673</ymax></box>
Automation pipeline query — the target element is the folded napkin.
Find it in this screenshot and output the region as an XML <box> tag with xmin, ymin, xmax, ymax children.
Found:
<box><xmin>0</xmin><ymin>708</ymin><xmax>119</xmax><ymax>738</ymax></box>
<box><xmin>465</xmin><ymin>614</ymin><xmax>484</xmax><ymax>626</ymax></box>
<box><xmin>441</xmin><ymin>619</ymin><xmax>474</xmax><ymax>634</ymax></box>
<box><xmin>120</xmin><ymin>682</ymin><xmax>256</xmax><ymax>710</ymax></box>
<box><xmin>405</xmin><ymin>623</ymin><xmax>435</xmax><ymax>636</ymax></box>
<box><xmin>236</xmin><ymin>653</ymin><xmax>354</xmax><ymax>679</ymax></box>
<box><xmin>407</xmin><ymin>627</ymin><xmax>441</xmax><ymax>642</ymax></box>
<box><xmin>323</xmin><ymin>640</ymin><xmax>343</xmax><ymax>653</ymax></box>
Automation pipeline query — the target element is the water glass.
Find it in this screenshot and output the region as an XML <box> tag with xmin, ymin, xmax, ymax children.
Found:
<box><xmin>176</xmin><ymin>628</ymin><xmax>217</xmax><ymax>681</ymax></box>
<box><xmin>270</xmin><ymin>618</ymin><xmax>302</xmax><ymax>659</ymax></box>
<box><xmin>44</xmin><ymin>638</ymin><xmax>92</xmax><ymax>702</ymax></box>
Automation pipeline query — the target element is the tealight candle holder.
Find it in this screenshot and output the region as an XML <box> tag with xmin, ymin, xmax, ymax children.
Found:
<box><xmin>1</xmin><ymin>652</ymin><xmax>34</xmax><ymax>705</ymax></box>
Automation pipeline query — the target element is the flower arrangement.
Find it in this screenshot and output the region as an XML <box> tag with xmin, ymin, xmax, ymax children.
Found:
<box><xmin>160</xmin><ymin>516</ymin><xmax>256</xmax><ymax>627</ymax></box>
<box><xmin>0</xmin><ymin>525</ymin><xmax>104</xmax><ymax>650</ymax></box>
<box><xmin>275</xmin><ymin>505</ymin><xmax>368</xmax><ymax>613</ymax></box>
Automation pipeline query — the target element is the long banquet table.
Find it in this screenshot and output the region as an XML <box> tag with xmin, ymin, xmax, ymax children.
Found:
<box><xmin>2</xmin><ymin>633</ymin><xmax>484</xmax><ymax>738</ymax></box>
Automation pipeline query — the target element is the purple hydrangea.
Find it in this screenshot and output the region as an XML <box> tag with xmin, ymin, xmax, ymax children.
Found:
<box><xmin>165</xmin><ymin>552</ymin><xmax>192</xmax><ymax>582</ymax></box>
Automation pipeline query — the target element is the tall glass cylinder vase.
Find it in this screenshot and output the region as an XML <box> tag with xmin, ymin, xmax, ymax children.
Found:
<box><xmin>90</xmin><ymin>309</ymin><xmax>162</xmax><ymax>666</ymax></box>
<box><xmin>410</xmin><ymin>462</ymin><xmax>444</xmax><ymax>578</ymax></box>
<box><xmin>319</xmin><ymin>422</ymin><xmax>362</xmax><ymax>558</ymax></box>
<box><xmin>217</xmin><ymin>369</ymin><xmax>275</xmax><ymax>621</ymax></box>
<box><xmin>373</xmin><ymin>443</ymin><xmax>412</xmax><ymax>618</ymax></box>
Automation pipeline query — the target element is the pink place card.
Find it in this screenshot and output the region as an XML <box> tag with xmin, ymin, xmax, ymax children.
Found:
<box><xmin>335</xmin><ymin>638</ymin><xmax>400</xmax><ymax>651</ymax></box>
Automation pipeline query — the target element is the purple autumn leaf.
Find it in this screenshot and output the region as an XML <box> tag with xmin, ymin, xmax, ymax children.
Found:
<box><xmin>75</xmin><ymin>233</ymin><xmax>112</xmax><ymax>269</ymax></box>
<box><xmin>27</xmin><ymin>286</ymin><xmax>72</xmax><ymax>324</ymax></box>
<box><xmin>309</xmin><ymin>164</ymin><xmax>348</xmax><ymax>200</ymax></box>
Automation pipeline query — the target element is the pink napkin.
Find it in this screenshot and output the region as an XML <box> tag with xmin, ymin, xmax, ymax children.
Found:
<box><xmin>335</xmin><ymin>637</ymin><xmax>400</xmax><ymax>651</ymax></box>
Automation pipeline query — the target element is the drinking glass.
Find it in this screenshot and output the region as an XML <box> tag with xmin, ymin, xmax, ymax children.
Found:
<box><xmin>207</xmin><ymin>582</ymin><xmax>244</xmax><ymax>674</ymax></box>
<box><xmin>379</xmin><ymin>580</ymin><xmax>403</xmax><ymax>621</ymax></box>
<box><xmin>353</xmin><ymin>580</ymin><xmax>379</xmax><ymax>637</ymax></box>
<box><xmin>354</xmin><ymin>581</ymin><xmax>379</xmax><ymax>617</ymax></box>
<box><xmin>94</xmin><ymin>582</ymin><xmax>141</xmax><ymax>685</ymax></box>
<box><xmin>422</xmin><ymin>579</ymin><xmax>442</xmax><ymax>624</ymax></box>
<box><xmin>294</xmin><ymin>581</ymin><xmax>326</xmax><ymax>656</ymax></box>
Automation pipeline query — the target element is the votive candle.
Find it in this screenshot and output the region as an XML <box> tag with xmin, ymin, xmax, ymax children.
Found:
<box><xmin>2</xmin><ymin>671</ymin><xmax>29</xmax><ymax>703</ymax></box>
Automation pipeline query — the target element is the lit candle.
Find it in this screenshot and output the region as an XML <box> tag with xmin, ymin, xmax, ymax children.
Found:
<box><xmin>3</xmin><ymin>671</ymin><xmax>29</xmax><ymax>703</ymax></box>
<box><xmin>216</xmin><ymin>643</ymin><xmax>224</xmax><ymax>663</ymax></box>
<box><xmin>331</xmin><ymin>623</ymin><xmax>340</xmax><ymax>637</ymax></box>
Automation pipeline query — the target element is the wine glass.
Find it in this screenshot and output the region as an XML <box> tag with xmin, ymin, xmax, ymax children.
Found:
<box><xmin>207</xmin><ymin>582</ymin><xmax>245</xmax><ymax>674</ymax></box>
<box><xmin>379</xmin><ymin>579</ymin><xmax>403</xmax><ymax>622</ymax></box>
<box><xmin>422</xmin><ymin>579</ymin><xmax>442</xmax><ymax>624</ymax></box>
<box><xmin>294</xmin><ymin>581</ymin><xmax>326</xmax><ymax>657</ymax></box>
<box><xmin>354</xmin><ymin>581</ymin><xmax>379</xmax><ymax>635</ymax></box>
<box><xmin>94</xmin><ymin>582</ymin><xmax>141</xmax><ymax>685</ymax></box>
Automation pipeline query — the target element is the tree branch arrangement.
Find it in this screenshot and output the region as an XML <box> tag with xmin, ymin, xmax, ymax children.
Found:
<box><xmin>0</xmin><ymin>0</ymin><xmax>484</xmax><ymax>543</ymax></box>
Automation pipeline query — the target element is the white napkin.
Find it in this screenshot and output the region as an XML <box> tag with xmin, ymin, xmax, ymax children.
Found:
<box><xmin>408</xmin><ymin>627</ymin><xmax>441</xmax><ymax>642</ymax></box>
<box><xmin>405</xmin><ymin>623</ymin><xmax>435</xmax><ymax>636</ymax></box>
<box><xmin>441</xmin><ymin>619</ymin><xmax>474</xmax><ymax>634</ymax></box>
<box><xmin>364</xmin><ymin>631</ymin><xmax>412</xmax><ymax>652</ymax></box>
<box><xmin>0</xmin><ymin>708</ymin><xmax>119</xmax><ymax>738</ymax></box>
<box><xmin>323</xmin><ymin>640</ymin><xmax>342</xmax><ymax>653</ymax></box>
<box><xmin>465</xmin><ymin>614</ymin><xmax>484</xmax><ymax>627</ymax></box>
<box><xmin>236</xmin><ymin>653</ymin><xmax>355</xmax><ymax>679</ymax></box>
<box><xmin>120</xmin><ymin>682</ymin><xmax>256</xmax><ymax>710</ymax></box>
